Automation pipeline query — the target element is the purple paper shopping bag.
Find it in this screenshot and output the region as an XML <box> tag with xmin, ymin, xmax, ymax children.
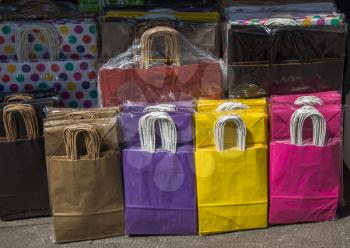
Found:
<box><xmin>122</xmin><ymin>111</ymin><xmax>197</xmax><ymax>235</ymax></box>
<box><xmin>269</xmin><ymin>105</ymin><xmax>341</xmax><ymax>225</ymax></box>
<box><xmin>120</xmin><ymin>102</ymin><xmax>194</xmax><ymax>148</ymax></box>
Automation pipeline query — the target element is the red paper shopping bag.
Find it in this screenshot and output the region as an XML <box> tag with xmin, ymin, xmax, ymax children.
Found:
<box><xmin>99</xmin><ymin>26</ymin><xmax>223</xmax><ymax>106</ymax></box>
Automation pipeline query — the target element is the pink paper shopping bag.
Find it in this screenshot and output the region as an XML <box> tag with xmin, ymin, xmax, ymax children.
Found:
<box><xmin>269</xmin><ymin>105</ymin><xmax>342</xmax><ymax>225</ymax></box>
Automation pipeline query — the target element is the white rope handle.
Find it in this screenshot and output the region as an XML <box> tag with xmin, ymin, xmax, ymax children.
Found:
<box><xmin>214</xmin><ymin>114</ymin><xmax>246</xmax><ymax>152</ymax></box>
<box><xmin>15</xmin><ymin>23</ymin><xmax>61</xmax><ymax>62</ymax></box>
<box><xmin>294</xmin><ymin>96</ymin><xmax>324</xmax><ymax>106</ymax></box>
<box><xmin>139</xmin><ymin>112</ymin><xmax>177</xmax><ymax>153</ymax></box>
<box><xmin>216</xmin><ymin>102</ymin><xmax>249</xmax><ymax>112</ymax></box>
<box><xmin>290</xmin><ymin>106</ymin><xmax>326</xmax><ymax>147</ymax></box>
<box><xmin>265</xmin><ymin>17</ymin><xmax>298</xmax><ymax>26</ymax></box>
<box><xmin>143</xmin><ymin>104</ymin><xmax>178</xmax><ymax>113</ymax></box>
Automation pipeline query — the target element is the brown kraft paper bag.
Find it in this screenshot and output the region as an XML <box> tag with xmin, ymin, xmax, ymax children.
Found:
<box><xmin>46</xmin><ymin>122</ymin><xmax>124</xmax><ymax>243</ymax></box>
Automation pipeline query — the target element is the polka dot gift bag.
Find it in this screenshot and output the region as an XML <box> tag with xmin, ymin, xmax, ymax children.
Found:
<box><xmin>0</xmin><ymin>19</ymin><xmax>98</xmax><ymax>60</ymax></box>
<box><xmin>0</xmin><ymin>23</ymin><xmax>98</xmax><ymax>108</ymax></box>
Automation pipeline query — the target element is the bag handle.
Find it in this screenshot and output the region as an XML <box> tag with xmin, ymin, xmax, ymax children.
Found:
<box><xmin>216</xmin><ymin>102</ymin><xmax>249</xmax><ymax>112</ymax></box>
<box><xmin>143</xmin><ymin>104</ymin><xmax>178</xmax><ymax>113</ymax></box>
<box><xmin>138</xmin><ymin>112</ymin><xmax>177</xmax><ymax>153</ymax></box>
<box><xmin>294</xmin><ymin>96</ymin><xmax>324</xmax><ymax>106</ymax></box>
<box><xmin>140</xmin><ymin>26</ymin><xmax>181</xmax><ymax>69</ymax></box>
<box><xmin>63</xmin><ymin>124</ymin><xmax>101</xmax><ymax>161</ymax></box>
<box><xmin>290</xmin><ymin>105</ymin><xmax>326</xmax><ymax>147</ymax></box>
<box><xmin>2</xmin><ymin>103</ymin><xmax>39</xmax><ymax>142</ymax></box>
<box><xmin>133</xmin><ymin>20</ymin><xmax>179</xmax><ymax>42</ymax></box>
<box><xmin>3</xmin><ymin>93</ymin><xmax>33</xmax><ymax>103</ymax></box>
<box><xmin>65</xmin><ymin>111</ymin><xmax>99</xmax><ymax>120</ymax></box>
<box><xmin>265</xmin><ymin>18</ymin><xmax>308</xmax><ymax>65</ymax></box>
<box><xmin>214</xmin><ymin>114</ymin><xmax>246</xmax><ymax>152</ymax></box>
<box><xmin>265</xmin><ymin>17</ymin><xmax>298</xmax><ymax>26</ymax></box>
<box><xmin>15</xmin><ymin>23</ymin><xmax>61</xmax><ymax>62</ymax></box>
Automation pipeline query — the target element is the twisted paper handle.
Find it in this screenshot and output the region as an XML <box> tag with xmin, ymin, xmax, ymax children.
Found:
<box><xmin>15</xmin><ymin>23</ymin><xmax>61</xmax><ymax>62</ymax></box>
<box><xmin>140</xmin><ymin>26</ymin><xmax>181</xmax><ymax>69</ymax></box>
<box><xmin>290</xmin><ymin>105</ymin><xmax>326</xmax><ymax>147</ymax></box>
<box><xmin>214</xmin><ymin>114</ymin><xmax>247</xmax><ymax>152</ymax></box>
<box><xmin>294</xmin><ymin>96</ymin><xmax>324</xmax><ymax>106</ymax></box>
<box><xmin>3</xmin><ymin>94</ymin><xmax>33</xmax><ymax>103</ymax></box>
<box><xmin>138</xmin><ymin>112</ymin><xmax>177</xmax><ymax>153</ymax></box>
<box><xmin>143</xmin><ymin>104</ymin><xmax>178</xmax><ymax>113</ymax></box>
<box><xmin>3</xmin><ymin>103</ymin><xmax>39</xmax><ymax>142</ymax></box>
<box><xmin>63</xmin><ymin>124</ymin><xmax>101</xmax><ymax>161</ymax></box>
<box><xmin>265</xmin><ymin>17</ymin><xmax>298</xmax><ymax>26</ymax></box>
<box><xmin>216</xmin><ymin>102</ymin><xmax>249</xmax><ymax>112</ymax></box>
<box><xmin>65</xmin><ymin>111</ymin><xmax>99</xmax><ymax>120</ymax></box>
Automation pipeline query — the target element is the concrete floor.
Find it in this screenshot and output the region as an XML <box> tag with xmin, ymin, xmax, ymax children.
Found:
<box><xmin>2</xmin><ymin>169</ymin><xmax>350</xmax><ymax>248</ymax></box>
<box><xmin>1</xmin><ymin>215</ymin><xmax>350</xmax><ymax>248</ymax></box>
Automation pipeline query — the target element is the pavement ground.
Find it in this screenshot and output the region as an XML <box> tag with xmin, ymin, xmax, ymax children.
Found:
<box><xmin>1</xmin><ymin>169</ymin><xmax>350</xmax><ymax>248</ymax></box>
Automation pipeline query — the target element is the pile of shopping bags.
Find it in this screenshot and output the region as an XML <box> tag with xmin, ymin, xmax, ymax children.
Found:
<box><xmin>0</xmin><ymin>0</ymin><xmax>347</xmax><ymax>245</ymax></box>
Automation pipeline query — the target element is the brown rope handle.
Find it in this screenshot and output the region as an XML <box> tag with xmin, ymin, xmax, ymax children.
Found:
<box><xmin>3</xmin><ymin>103</ymin><xmax>39</xmax><ymax>142</ymax></box>
<box><xmin>3</xmin><ymin>94</ymin><xmax>33</xmax><ymax>103</ymax></box>
<box><xmin>65</xmin><ymin>111</ymin><xmax>99</xmax><ymax>120</ymax></box>
<box><xmin>140</xmin><ymin>26</ymin><xmax>181</xmax><ymax>69</ymax></box>
<box><xmin>63</xmin><ymin>124</ymin><xmax>101</xmax><ymax>161</ymax></box>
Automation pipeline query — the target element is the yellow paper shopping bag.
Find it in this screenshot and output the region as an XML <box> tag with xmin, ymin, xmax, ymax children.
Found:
<box><xmin>195</xmin><ymin>111</ymin><xmax>268</xmax><ymax>235</ymax></box>
<box><xmin>196</xmin><ymin>98</ymin><xmax>267</xmax><ymax>113</ymax></box>
<box><xmin>195</xmin><ymin>109</ymin><xmax>267</xmax><ymax>149</ymax></box>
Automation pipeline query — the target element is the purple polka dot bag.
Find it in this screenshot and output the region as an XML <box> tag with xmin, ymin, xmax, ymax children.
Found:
<box><xmin>0</xmin><ymin>22</ymin><xmax>98</xmax><ymax>108</ymax></box>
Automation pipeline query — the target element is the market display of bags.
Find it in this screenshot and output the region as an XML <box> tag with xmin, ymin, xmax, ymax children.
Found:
<box><xmin>269</xmin><ymin>94</ymin><xmax>342</xmax><ymax>225</ymax></box>
<box><xmin>44</xmin><ymin>116</ymin><xmax>124</xmax><ymax>242</ymax></box>
<box><xmin>100</xmin><ymin>9</ymin><xmax>220</xmax><ymax>58</ymax></box>
<box><xmin>122</xmin><ymin>108</ymin><xmax>197</xmax><ymax>235</ymax></box>
<box><xmin>0</xmin><ymin>103</ymin><xmax>53</xmax><ymax>220</ymax></box>
<box><xmin>222</xmin><ymin>2</ymin><xmax>346</xmax><ymax>98</ymax></box>
<box><xmin>0</xmin><ymin>22</ymin><xmax>98</xmax><ymax>108</ymax></box>
<box><xmin>99</xmin><ymin>26</ymin><xmax>223</xmax><ymax>106</ymax></box>
<box><xmin>195</xmin><ymin>100</ymin><xmax>268</xmax><ymax>234</ymax></box>
<box><xmin>2</xmin><ymin>0</ymin><xmax>350</xmax><ymax>244</ymax></box>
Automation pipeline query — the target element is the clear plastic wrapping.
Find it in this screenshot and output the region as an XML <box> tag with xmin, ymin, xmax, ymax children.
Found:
<box><xmin>0</xmin><ymin>19</ymin><xmax>98</xmax><ymax>60</ymax></box>
<box><xmin>99</xmin><ymin>26</ymin><xmax>224</xmax><ymax>106</ymax></box>
<box><xmin>0</xmin><ymin>19</ymin><xmax>99</xmax><ymax>108</ymax></box>
<box><xmin>269</xmin><ymin>92</ymin><xmax>343</xmax><ymax>225</ymax></box>
<box><xmin>100</xmin><ymin>9</ymin><xmax>220</xmax><ymax>58</ymax></box>
<box><xmin>222</xmin><ymin>2</ymin><xmax>345</xmax><ymax>98</ymax></box>
<box><xmin>45</xmin><ymin>107</ymin><xmax>119</xmax><ymax>121</ymax></box>
<box><xmin>223</xmin><ymin>1</ymin><xmax>338</xmax><ymax>20</ymax></box>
